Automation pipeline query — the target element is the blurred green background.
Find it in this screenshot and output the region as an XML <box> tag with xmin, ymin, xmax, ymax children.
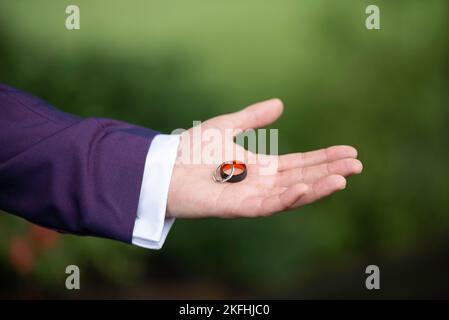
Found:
<box><xmin>1</xmin><ymin>0</ymin><xmax>448</xmax><ymax>298</ymax></box>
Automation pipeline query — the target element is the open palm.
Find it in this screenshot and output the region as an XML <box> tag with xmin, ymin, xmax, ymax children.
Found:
<box><xmin>167</xmin><ymin>99</ymin><xmax>362</xmax><ymax>219</ymax></box>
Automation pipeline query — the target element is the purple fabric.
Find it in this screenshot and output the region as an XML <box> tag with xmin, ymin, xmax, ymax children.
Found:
<box><xmin>0</xmin><ymin>83</ymin><xmax>158</xmax><ymax>243</ymax></box>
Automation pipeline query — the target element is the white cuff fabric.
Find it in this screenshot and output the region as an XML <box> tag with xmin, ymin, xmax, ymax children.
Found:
<box><xmin>132</xmin><ymin>134</ymin><xmax>180</xmax><ymax>250</ymax></box>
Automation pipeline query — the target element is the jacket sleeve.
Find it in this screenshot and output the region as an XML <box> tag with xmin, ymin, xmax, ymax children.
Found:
<box><xmin>0</xmin><ymin>83</ymin><xmax>158</xmax><ymax>243</ymax></box>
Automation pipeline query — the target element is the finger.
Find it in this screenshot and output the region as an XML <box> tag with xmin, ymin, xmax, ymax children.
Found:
<box><xmin>291</xmin><ymin>174</ymin><xmax>346</xmax><ymax>208</ymax></box>
<box><xmin>276</xmin><ymin>158</ymin><xmax>363</xmax><ymax>187</ymax></box>
<box><xmin>242</xmin><ymin>183</ymin><xmax>309</xmax><ymax>217</ymax></box>
<box><xmin>277</xmin><ymin>145</ymin><xmax>358</xmax><ymax>171</ymax></box>
<box><xmin>216</xmin><ymin>98</ymin><xmax>284</xmax><ymax>131</ymax></box>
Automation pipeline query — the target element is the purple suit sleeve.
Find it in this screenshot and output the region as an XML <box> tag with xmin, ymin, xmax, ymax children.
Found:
<box><xmin>0</xmin><ymin>83</ymin><xmax>159</xmax><ymax>243</ymax></box>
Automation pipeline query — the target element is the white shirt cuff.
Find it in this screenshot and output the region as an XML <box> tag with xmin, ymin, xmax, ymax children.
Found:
<box><xmin>132</xmin><ymin>134</ymin><xmax>180</xmax><ymax>250</ymax></box>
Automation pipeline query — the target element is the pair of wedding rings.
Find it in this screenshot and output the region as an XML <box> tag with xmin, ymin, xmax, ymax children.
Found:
<box><xmin>212</xmin><ymin>160</ymin><xmax>247</xmax><ymax>183</ymax></box>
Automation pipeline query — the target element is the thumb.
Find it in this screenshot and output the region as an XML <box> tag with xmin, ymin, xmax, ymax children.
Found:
<box><xmin>232</xmin><ymin>98</ymin><xmax>284</xmax><ymax>130</ymax></box>
<box><xmin>211</xmin><ymin>98</ymin><xmax>284</xmax><ymax>131</ymax></box>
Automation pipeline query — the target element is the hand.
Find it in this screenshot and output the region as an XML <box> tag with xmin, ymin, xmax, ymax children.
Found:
<box><xmin>167</xmin><ymin>99</ymin><xmax>362</xmax><ymax>219</ymax></box>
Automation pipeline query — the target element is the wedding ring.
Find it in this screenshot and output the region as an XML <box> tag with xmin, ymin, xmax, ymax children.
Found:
<box><xmin>212</xmin><ymin>161</ymin><xmax>247</xmax><ymax>183</ymax></box>
<box><xmin>213</xmin><ymin>161</ymin><xmax>235</xmax><ymax>183</ymax></box>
